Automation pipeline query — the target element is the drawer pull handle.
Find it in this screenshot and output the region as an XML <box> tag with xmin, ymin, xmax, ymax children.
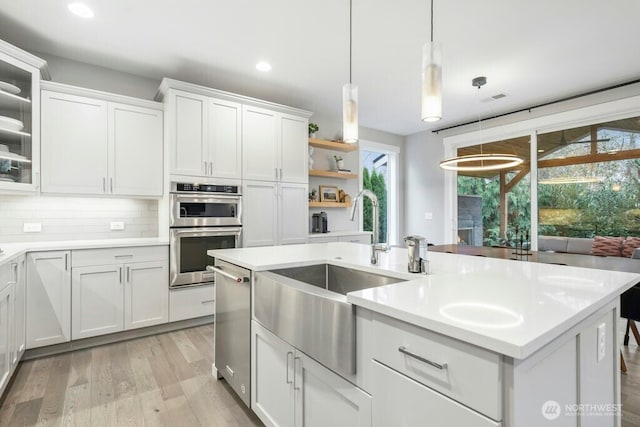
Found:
<box><xmin>398</xmin><ymin>346</ymin><xmax>447</xmax><ymax>370</ymax></box>
<box><xmin>201</xmin><ymin>299</ymin><xmax>215</xmax><ymax>304</ymax></box>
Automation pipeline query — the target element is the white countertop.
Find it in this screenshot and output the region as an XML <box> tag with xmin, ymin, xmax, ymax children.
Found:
<box><xmin>208</xmin><ymin>242</ymin><xmax>640</xmax><ymax>359</ymax></box>
<box><xmin>0</xmin><ymin>237</ymin><xmax>169</xmax><ymax>264</ymax></box>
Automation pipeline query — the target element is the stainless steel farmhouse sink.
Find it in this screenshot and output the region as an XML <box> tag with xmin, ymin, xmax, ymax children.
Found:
<box><xmin>254</xmin><ymin>264</ymin><xmax>407</xmax><ymax>378</ymax></box>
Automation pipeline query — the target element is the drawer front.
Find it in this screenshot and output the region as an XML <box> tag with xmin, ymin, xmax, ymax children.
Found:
<box><xmin>308</xmin><ymin>236</ymin><xmax>338</xmax><ymax>243</ymax></box>
<box><xmin>72</xmin><ymin>246</ymin><xmax>168</xmax><ymax>267</ymax></box>
<box><xmin>169</xmin><ymin>285</ymin><xmax>215</xmax><ymax>322</ymax></box>
<box><xmin>338</xmin><ymin>234</ymin><xmax>371</xmax><ymax>244</ymax></box>
<box><xmin>372</xmin><ymin>313</ymin><xmax>502</xmax><ymax>420</ymax></box>
<box><xmin>372</xmin><ymin>361</ymin><xmax>501</xmax><ymax>427</ymax></box>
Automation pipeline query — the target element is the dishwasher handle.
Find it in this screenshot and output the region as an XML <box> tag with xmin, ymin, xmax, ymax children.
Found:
<box><xmin>206</xmin><ymin>265</ymin><xmax>249</xmax><ymax>283</ymax></box>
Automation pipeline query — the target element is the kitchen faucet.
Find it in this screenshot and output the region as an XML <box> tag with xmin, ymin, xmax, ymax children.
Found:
<box><xmin>350</xmin><ymin>189</ymin><xmax>389</xmax><ymax>264</ymax></box>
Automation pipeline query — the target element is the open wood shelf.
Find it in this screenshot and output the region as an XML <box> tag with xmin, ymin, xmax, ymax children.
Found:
<box><xmin>309</xmin><ymin>169</ymin><xmax>358</xmax><ymax>180</ymax></box>
<box><xmin>308</xmin><ymin>138</ymin><xmax>358</xmax><ymax>152</ymax></box>
<box><xmin>309</xmin><ymin>201</ymin><xmax>353</xmax><ymax>208</ymax></box>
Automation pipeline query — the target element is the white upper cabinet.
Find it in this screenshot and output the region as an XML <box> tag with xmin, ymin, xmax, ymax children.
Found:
<box><xmin>41</xmin><ymin>83</ymin><xmax>163</xmax><ymax>197</ymax></box>
<box><xmin>41</xmin><ymin>91</ymin><xmax>108</xmax><ymax>194</ymax></box>
<box><xmin>243</xmin><ymin>106</ymin><xmax>279</xmax><ymax>182</ymax></box>
<box><xmin>209</xmin><ymin>98</ymin><xmax>242</xmax><ymax>179</ymax></box>
<box><xmin>243</xmin><ymin>107</ymin><xmax>308</xmax><ymax>184</ymax></box>
<box><xmin>0</xmin><ymin>39</ymin><xmax>48</xmax><ymax>194</ymax></box>
<box><xmin>169</xmin><ymin>91</ymin><xmax>207</xmax><ymax>177</ymax></box>
<box><xmin>166</xmin><ymin>89</ymin><xmax>242</xmax><ymax>181</ymax></box>
<box><xmin>109</xmin><ymin>103</ymin><xmax>163</xmax><ymax>196</ymax></box>
<box><xmin>280</xmin><ymin>114</ymin><xmax>308</xmax><ymax>184</ymax></box>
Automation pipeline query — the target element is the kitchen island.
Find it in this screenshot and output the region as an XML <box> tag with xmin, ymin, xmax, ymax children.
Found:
<box><xmin>209</xmin><ymin>242</ymin><xmax>640</xmax><ymax>427</ymax></box>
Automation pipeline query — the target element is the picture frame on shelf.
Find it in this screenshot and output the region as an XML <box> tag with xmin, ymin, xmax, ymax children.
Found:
<box><xmin>319</xmin><ymin>185</ymin><xmax>339</xmax><ymax>202</ymax></box>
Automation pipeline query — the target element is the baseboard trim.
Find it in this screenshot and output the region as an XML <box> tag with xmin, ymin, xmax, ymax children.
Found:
<box><xmin>23</xmin><ymin>315</ymin><xmax>215</xmax><ymax>360</ymax></box>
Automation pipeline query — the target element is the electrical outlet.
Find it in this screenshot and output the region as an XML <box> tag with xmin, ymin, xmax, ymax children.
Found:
<box><xmin>597</xmin><ymin>322</ymin><xmax>606</xmax><ymax>362</ymax></box>
<box><xmin>23</xmin><ymin>223</ymin><xmax>41</xmax><ymax>233</ymax></box>
<box><xmin>424</xmin><ymin>212</ymin><xmax>433</xmax><ymax>220</ymax></box>
<box><xmin>110</xmin><ymin>221</ymin><xmax>125</xmax><ymax>231</ymax></box>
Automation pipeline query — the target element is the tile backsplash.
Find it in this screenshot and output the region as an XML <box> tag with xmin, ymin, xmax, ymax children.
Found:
<box><xmin>0</xmin><ymin>196</ymin><xmax>159</xmax><ymax>242</ymax></box>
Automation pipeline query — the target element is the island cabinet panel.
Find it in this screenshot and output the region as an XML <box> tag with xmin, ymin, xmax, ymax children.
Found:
<box><xmin>251</xmin><ymin>321</ymin><xmax>371</xmax><ymax>427</ymax></box>
<box><xmin>371</xmin><ymin>361</ymin><xmax>500</xmax><ymax>427</ymax></box>
<box><xmin>371</xmin><ymin>313</ymin><xmax>502</xmax><ymax>421</ymax></box>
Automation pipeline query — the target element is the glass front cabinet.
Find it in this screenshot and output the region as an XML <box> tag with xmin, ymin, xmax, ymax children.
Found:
<box><xmin>0</xmin><ymin>39</ymin><xmax>48</xmax><ymax>193</ymax></box>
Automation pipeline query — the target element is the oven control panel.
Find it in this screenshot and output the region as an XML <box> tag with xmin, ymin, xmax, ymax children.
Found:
<box><xmin>174</xmin><ymin>183</ymin><xmax>239</xmax><ymax>194</ymax></box>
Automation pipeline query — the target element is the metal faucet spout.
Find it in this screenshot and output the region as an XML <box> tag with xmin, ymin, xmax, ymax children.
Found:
<box><xmin>350</xmin><ymin>189</ymin><xmax>388</xmax><ymax>264</ymax></box>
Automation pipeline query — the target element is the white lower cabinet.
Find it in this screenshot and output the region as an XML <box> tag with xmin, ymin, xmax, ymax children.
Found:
<box><xmin>252</xmin><ymin>321</ymin><xmax>371</xmax><ymax>427</ymax></box>
<box><xmin>11</xmin><ymin>257</ymin><xmax>26</xmax><ymax>366</ymax></box>
<box><xmin>371</xmin><ymin>361</ymin><xmax>500</xmax><ymax>427</ymax></box>
<box><xmin>71</xmin><ymin>247</ymin><xmax>168</xmax><ymax>340</ymax></box>
<box><xmin>0</xmin><ymin>272</ymin><xmax>12</xmax><ymax>397</ymax></box>
<box><xmin>169</xmin><ymin>284</ymin><xmax>215</xmax><ymax>322</ymax></box>
<box><xmin>26</xmin><ymin>251</ymin><xmax>72</xmax><ymax>349</ymax></box>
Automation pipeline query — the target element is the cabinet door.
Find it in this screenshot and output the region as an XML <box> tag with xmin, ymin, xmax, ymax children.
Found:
<box><xmin>295</xmin><ymin>351</ymin><xmax>372</xmax><ymax>427</ymax></box>
<box><xmin>243</xmin><ymin>106</ymin><xmax>279</xmax><ymax>181</ymax></box>
<box><xmin>124</xmin><ymin>261</ymin><xmax>168</xmax><ymax>330</ymax></box>
<box><xmin>109</xmin><ymin>103</ymin><xmax>163</xmax><ymax>196</ymax></box>
<box><xmin>12</xmin><ymin>258</ymin><xmax>26</xmax><ymax>366</ymax></box>
<box><xmin>243</xmin><ymin>180</ymin><xmax>278</xmax><ymax>247</ymax></box>
<box><xmin>72</xmin><ymin>264</ymin><xmax>123</xmax><ymax>340</ymax></box>
<box><xmin>209</xmin><ymin>98</ymin><xmax>242</xmax><ymax>180</ymax></box>
<box><xmin>26</xmin><ymin>251</ymin><xmax>71</xmax><ymax>349</ymax></box>
<box><xmin>252</xmin><ymin>321</ymin><xmax>295</xmax><ymax>427</ymax></box>
<box><xmin>280</xmin><ymin>114</ymin><xmax>308</xmax><ymax>183</ymax></box>
<box><xmin>279</xmin><ymin>183</ymin><xmax>309</xmax><ymax>245</ymax></box>
<box><xmin>169</xmin><ymin>90</ymin><xmax>208</xmax><ymax>177</ymax></box>
<box><xmin>41</xmin><ymin>91</ymin><xmax>108</xmax><ymax>194</ymax></box>
<box><xmin>0</xmin><ymin>283</ymin><xmax>12</xmax><ymax>396</ymax></box>
<box><xmin>371</xmin><ymin>361</ymin><xmax>500</xmax><ymax>427</ymax></box>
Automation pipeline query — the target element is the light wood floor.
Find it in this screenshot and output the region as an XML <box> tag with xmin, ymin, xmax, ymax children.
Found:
<box><xmin>4</xmin><ymin>325</ymin><xmax>640</xmax><ymax>426</ymax></box>
<box><xmin>0</xmin><ymin>324</ymin><xmax>263</xmax><ymax>427</ymax></box>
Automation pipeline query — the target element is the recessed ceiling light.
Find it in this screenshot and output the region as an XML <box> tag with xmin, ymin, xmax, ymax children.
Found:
<box><xmin>256</xmin><ymin>61</ymin><xmax>272</xmax><ymax>72</ymax></box>
<box><xmin>68</xmin><ymin>2</ymin><xmax>94</xmax><ymax>18</ymax></box>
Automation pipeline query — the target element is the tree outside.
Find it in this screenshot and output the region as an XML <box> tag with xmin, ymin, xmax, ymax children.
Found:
<box><xmin>362</xmin><ymin>167</ymin><xmax>387</xmax><ymax>243</ymax></box>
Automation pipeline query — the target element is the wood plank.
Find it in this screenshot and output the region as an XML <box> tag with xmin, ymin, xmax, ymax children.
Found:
<box><xmin>68</xmin><ymin>348</ymin><xmax>92</xmax><ymax>387</ymax></box>
<box><xmin>156</xmin><ymin>333</ymin><xmax>196</xmax><ymax>382</ymax></box>
<box><xmin>170</xmin><ymin>330</ymin><xmax>203</xmax><ymax>364</ymax></box>
<box><xmin>308</xmin><ymin>138</ymin><xmax>358</xmax><ymax>152</ymax></box>
<box><xmin>0</xmin><ymin>361</ymin><xmax>33</xmax><ymax>425</ymax></box>
<box><xmin>147</xmin><ymin>351</ymin><xmax>183</xmax><ymax>401</ymax></box>
<box><xmin>110</xmin><ymin>341</ymin><xmax>137</xmax><ymax>400</ymax></box>
<box><xmin>309</xmin><ymin>169</ymin><xmax>358</xmax><ymax>179</ymax></box>
<box><xmin>129</xmin><ymin>354</ymin><xmax>159</xmax><ymax>394</ymax></box>
<box><xmin>538</xmin><ymin>147</ymin><xmax>640</xmax><ymax>168</ymax></box>
<box><xmin>308</xmin><ymin>201</ymin><xmax>353</xmax><ymax>208</ymax></box>
<box><xmin>184</xmin><ymin>327</ymin><xmax>214</xmax><ymax>364</ymax></box>
<box><xmin>115</xmin><ymin>395</ymin><xmax>144</xmax><ymax>427</ymax></box>
<box><xmin>61</xmin><ymin>383</ymin><xmax>91</xmax><ymax>426</ymax></box>
<box><xmin>90</xmin><ymin>345</ymin><xmax>117</xmax><ymax>427</ymax></box>
<box><xmin>7</xmin><ymin>397</ymin><xmax>42</xmax><ymax>427</ymax></box>
<box><xmin>36</xmin><ymin>353</ymin><xmax>71</xmax><ymax>427</ymax></box>
<box><xmin>15</xmin><ymin>356</ymin><xmax>53</xmax><ymax>403</ymax></box>
<box><xmin>164</xmin><ymin>395</ymin><xmax>202</xmax><ymax>427</ymax></box>
<box><xmin>137</xmin><ymin>388</ymin><xmax>171</xmax><ymax>427</ymax></box>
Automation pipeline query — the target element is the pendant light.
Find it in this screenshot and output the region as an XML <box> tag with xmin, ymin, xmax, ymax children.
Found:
<box><xmin>421</xmin><ymin>0</ymin><xmax>442</xmax><ymax>122</ymax></box>
<box><xmin>439</xmin><ymin>77</ymin><xmax>524</xmax><ymax>172</ymax></box>
<box><xmin>342</xmin><ymin>0</ymin><xmax>358</xmax><ymax>143</ymax></box>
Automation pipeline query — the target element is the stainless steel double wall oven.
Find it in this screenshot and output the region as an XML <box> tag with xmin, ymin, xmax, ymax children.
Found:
<box><xmin>169</xmin><ymin>182</ymin><xmax>242</xmax><ymax>288</ymax></box>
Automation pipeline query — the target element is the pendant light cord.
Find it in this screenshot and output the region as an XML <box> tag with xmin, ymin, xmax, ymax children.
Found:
<box><xmin>430</xmin><ymin>0</ymin><xmax>434</xmax><ymax>43</ymax></box>
<box><xmin>349</xmin><ymin>0</ymin><xmax>353</xmax><ymax>84</ymax></box>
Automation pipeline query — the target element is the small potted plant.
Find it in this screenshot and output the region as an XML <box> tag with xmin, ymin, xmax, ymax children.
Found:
<box><xmin>308</xmin><ymin>123</ymin><xmax>319</xmax><ymax>138</ymax></box>
<box><xmin>334</xmin><ymin>155</ymin><xmax>344</xmax><ymax>170</ymax></box>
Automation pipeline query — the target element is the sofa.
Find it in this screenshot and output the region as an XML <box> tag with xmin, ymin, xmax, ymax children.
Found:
<box><xmin>538</xmin><ymin>235</ymin><xmax>640</xmax><ymax>258</ymax></box>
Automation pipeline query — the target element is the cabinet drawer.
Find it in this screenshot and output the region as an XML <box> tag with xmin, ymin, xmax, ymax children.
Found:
<box><xmin>372</xmin><ymin>313</ymin><xmax>502</xmax><ymax>420</ymax></box>
<box><xmin>308</xmin><ymin>235</ymin><xmax>337</xmax><ymax>243</ymax></box>
<box><xmin>338</xmin><ymin>234</ymin><xmax>371</xmax><ymax>244</ymax></box>
<box><xmin>72</xmin><ymin>246</ymin><xmax>168</xmax><ymax>267</ymax></box>
<box><xmin>169</xmin><ymin>285</ymin><xmax>215</xmax><ymax>322</ymax></box>
<box><xmin>372</xmin><ymin>361</ymin><xmax>501</xmax><ymax>427</ymax></box>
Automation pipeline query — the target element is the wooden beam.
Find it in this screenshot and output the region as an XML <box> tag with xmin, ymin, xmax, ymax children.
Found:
<box><xmin>499</xmin><ymin>171</ymin><xmax>507</xmax><ymax>239</ymax></box>
<box><xmin>590</xmin><ymin>125</ymin><xmax>598</xmax><ymax>154</ymax></box>
<box><xmin>504</xmin><ymin>165</ymin><xmax>531</xmax><ymax>193</ymax></box>
<box><xmin>538</xmin><ymin>148</ymin><xmax>640</xmax><ymax>169</ymax></box>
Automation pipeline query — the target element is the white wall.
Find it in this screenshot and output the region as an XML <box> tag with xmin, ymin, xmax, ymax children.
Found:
<box><xmin>404</xmin><ymin>130</ymin><xmax>445</xmax><ymax>245</ymax></box>
<box><xmin>0</xmin><ymin>196</ymin><xmax>158</xmax><ymax>243</ymax></box>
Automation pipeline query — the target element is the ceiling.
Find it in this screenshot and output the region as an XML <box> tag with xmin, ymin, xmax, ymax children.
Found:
<box><xmin>1</xmin><ymin>0</ymin><xmax>639</xmax><ymax>136</ymax></box>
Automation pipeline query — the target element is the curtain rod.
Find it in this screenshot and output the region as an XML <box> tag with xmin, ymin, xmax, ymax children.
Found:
<box><xmin>432</xmin><ymin>78</ymin><xmax>640</xmax><ymax>134</ymax></box>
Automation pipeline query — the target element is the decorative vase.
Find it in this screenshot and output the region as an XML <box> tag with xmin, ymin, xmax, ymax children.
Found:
<box><xmin>309</xmin><ymin>132</ymin><xmax>317</xmax><ymax>139</ymax></box>
<box><xmin>336</xmin><ymin>159</ymin><xmax>345</xmax><ymax>170</ymax></box>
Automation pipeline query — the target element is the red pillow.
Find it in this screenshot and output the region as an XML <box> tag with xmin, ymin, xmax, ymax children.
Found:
<box><xmin>623</xmin><ymin>237</ymin><xmax>640</xmax><ymax>258</ymax></box>
<box><xmin>591</xmin><ymin>236</ymin><xmax>623</xmax><ymax>257</ymax></box>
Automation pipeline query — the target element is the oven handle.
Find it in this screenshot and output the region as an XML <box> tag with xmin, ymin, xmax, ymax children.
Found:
<box><xmin>206</xmin><ymin>265</ymin><xmax>249</xmax><ymax>283</ymax></box>
<box><xmin>171</xmin><ymin>227</ymin><xmax>242</xmax><ymax>236</ymax></box>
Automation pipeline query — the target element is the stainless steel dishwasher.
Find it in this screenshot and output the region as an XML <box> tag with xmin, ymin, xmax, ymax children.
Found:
<box><xmin>209</xmin><ymin>259</ymin><xmax>251</xmax><ymax>407</ymax></box>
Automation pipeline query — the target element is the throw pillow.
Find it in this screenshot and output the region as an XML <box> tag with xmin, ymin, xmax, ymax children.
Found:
<box><xmin>591</xmin><ymin>236</ymin><xmax>623</xmax><ymax>257</ymax></box>
<box><xmin>623</xmin><ymin>236</ymin><xmax>640</xmax><ymax>258</ymax></box>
